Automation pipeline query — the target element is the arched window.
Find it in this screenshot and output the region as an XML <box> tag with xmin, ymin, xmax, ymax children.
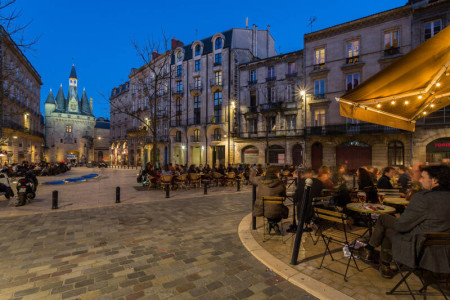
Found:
<box><xmin>388</xmin><ymin>141</ymin><xmax>404</xmax><ymax>166</ymax></box>
<box><xmin>177</xmin><ymin>51</ymin><xmax>183</xmax><ymax>63</ymax></box>
<box><xmin>175</xmin><ymin>131</ymin><xmax>182</xmax><ymax>143</ymax></box>
<box><xmin>195</xmin><ymin>44</ymin><xmax>201</xmax><ymax>56</ymax></box>
<box><xmin>215</xmin><ymin>38</ymin><xmax>222</xmax><ymax>50</ymax></box>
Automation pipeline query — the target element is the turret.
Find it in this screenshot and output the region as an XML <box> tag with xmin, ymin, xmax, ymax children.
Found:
<box><xmin>55</xmin><ymin>84</ymin><xmax>65</xmax><ymax>111</ymax></box>
<box><xmin>81</xmin><ymin>88</ymin><xmax>91</xmax><ymax>115</ymax></box>
<box><xmin>44</xmin><ymin>89</ymin><xmax>56</xmax><ymax>115</ymax></box>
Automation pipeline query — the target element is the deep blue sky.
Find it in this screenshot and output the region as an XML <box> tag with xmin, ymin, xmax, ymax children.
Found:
<box><xmin>16</xmin><ymin>0</ymin><xmax>407</xmax><ymax>119</ymax></box>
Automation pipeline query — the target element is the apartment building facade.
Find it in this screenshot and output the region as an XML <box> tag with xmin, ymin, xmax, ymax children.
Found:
<box><xmin>302</xmin><ymin>0</ymin><xmax>449</xmax><ymax>171</ymax></box>
<box><xmin>236</xmin><ymin>50</ymin><xmax>304</xmax><ymax>166</ymax></box>
<box><xmin>110</xmin><ymin>81</ymin><xmax>130</xmax><ymax>165</ymax></box>
<box><xmin>0</xmin><ymin>27</ymin><xmax>43</xmax><ymax>164</ymax></box>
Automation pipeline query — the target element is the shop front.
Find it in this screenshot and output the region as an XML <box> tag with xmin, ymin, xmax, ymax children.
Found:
<box><xmin>426</xmin><ymin>138</ymin><xmax>450</xmax><ymax>163</ymax></box>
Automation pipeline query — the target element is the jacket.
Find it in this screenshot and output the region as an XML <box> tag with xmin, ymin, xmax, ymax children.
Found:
<box><xmin>377</xmin><ymin>175</ymin><xmax>393</xmax><ymax>189</ymax></box>
<box><xmin>392</xmin><ymin>187</ymin><xmax>450</xmax><ymax>273</ymax></box>
<box><xmin>250</xmin><ymin>171</ymin><xmax>287</xmax><ymax>219</ymax></box>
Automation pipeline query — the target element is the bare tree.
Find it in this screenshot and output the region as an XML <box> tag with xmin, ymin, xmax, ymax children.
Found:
<box><xmin>103</xmin><ymin>32</ymin><xmax>180</xmax><ymax>165</ymax></box>
<box><xmin>0</xmin><ymin>0</ymin><xmax>40</xmax><ymax>147</ymax></box>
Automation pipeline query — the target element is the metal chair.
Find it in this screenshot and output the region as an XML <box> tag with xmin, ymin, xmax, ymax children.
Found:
<box><xmin>314</xmin><ymin>207</ymin><xmax>361</xmax><ymax>281</ymax></box>
<box><xmin>160</xmin><ymin>175</ymin><xmax>173</xmax><ymax>190</ymax></box>
<box><xmin>262</xmin><ymin>196</ymin><xmax>287</xmax><ymax>241</ymax></box>
<box><xmin>174</xmin><ymin>174</ymin><xmax>188</xmax><ymax>190</ymax></box>
<box><xmin>224</xmin><ymin>172</ymin><xmax>236</xmax><ymax>186</ymax></box>
<box><xmin>189</xmin><ymin>173</ymin><xmax>201</xmax><ymax>188</ymax></box>
<box><xmin>387</xmin><ymin>232</ymin><xmax>450</xmax><ymax>299</ymax></box>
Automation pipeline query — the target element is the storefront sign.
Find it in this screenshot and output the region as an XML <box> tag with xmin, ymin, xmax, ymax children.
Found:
<box><xmin>427</xmin><ymin>138</ymin><xmax>450</xmax><ymax>153</ymax></box>
<box><xmin>278</xmin><ymin>154</ymin><xmax>285</xmax><ymax>164</ymax></box>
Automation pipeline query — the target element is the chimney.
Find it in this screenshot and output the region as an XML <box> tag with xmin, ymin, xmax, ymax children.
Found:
<box><xmin>89</xmin><ymin>98</ymin><xmax>93</xmax><ymax>114</ymax></box>
<box><xmin>152</xmin><ymin>51</ymin><xmax>161</xmax><ymax>60</ymax></box>
<box><xmin>245</xmin><ymin>17</ymin><xmax>248</xmax><ymax>29</ymax></box>
<box><xmin>171</xmin><ymin>38</ymin><xmax>184</xmax><ymax>50</ymax></box>
<box><xmin>252</xmin><ymin>24</ymin><xmax>258</xmax><ymax>58</ymax></box>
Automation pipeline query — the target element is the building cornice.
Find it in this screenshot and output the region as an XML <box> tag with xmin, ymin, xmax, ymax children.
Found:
<box><xmin>304</xmin><ymin>5</ymin><xmax>412</xmax><ymax>43</ymax></box>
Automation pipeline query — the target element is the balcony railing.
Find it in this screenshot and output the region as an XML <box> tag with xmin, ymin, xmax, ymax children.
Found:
<box><xmin>211</xmin><ymin>134</ymin><xmax>222</xmax><ymax>141</ymax></box>
<box><xmin>266</xmin><ymin>76</ymin><xmax>276</xmax><ymax>82</ymax></box>
<box><xmin>209</xmin><ymin>78</ymin><xmax>223</xmax><ymax>88</ymax></box>
<box><xmin>285</xmin><ymin>72</ymin><xmax>297</xmax><ymax>78</ymax></box>
<box><xmin>247</xmin><ymin>106</ymin><xmax>258</xmax><ymax>114</ymax></box>
<box><xmin>384</xmin><ymin>47</ymin><xmax>400</xmax><ymax>56</ymax></box>
<box><xmin>312</xmin><ymin>93</ymin><xmax>326</xmax><ymax>100</ymax></box>
<box><xmin>260</xmin><ymin>102</ymin><xmax>283</xmax><ymax>112</ymax></box>
<box><xmin>190</xmin><ymin>135</ymin><xmax>202</xmax><ymax>143</ymax></box>
<box><xmin>2</xmin><ymin>119</ymin><xmax>44</xmax><ymax>138</ymax></box>
<box><xmin>305</xmin><ymin>123</ymin><xmax>402</xmax><ymax>136</ymax></box>
<box><xmin>189</xmin><ymin>83</ymin><xmax>203</xmax><ymax>94</ymax></box>
<box><xmin>346</xmin><ymin>56</ymin><xmax>359</xmax><ymax>64</ymax></box>
<box><xmin>173</xmin><ymin>136</ymin><xmax>183</xmax><ymax>143</ymax></box>
<box><xmin>213</xmin><ymin>61</ymin><xmax>222</xmax><ymax>66</ymax></box>
<box><xmin>248</xmin><ymin>79</ymin><xmax>257</xmax><ymax>85</ymax></box>
<box><xmin>313</xmin><ymin>63</ymin><xmax>326</xmax><ymax>70</ymax></box>
<box><xmin>172</xmin><ymin>88</ymin><xmax>184</xmax><ymax>97</ymax></box>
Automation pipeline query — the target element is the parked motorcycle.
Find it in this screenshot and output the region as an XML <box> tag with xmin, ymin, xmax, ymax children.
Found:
<box><xmin>15</xmin><ymin>171</ymin><xmax>38</xmax><ymax>206</ymax></box>
<box><xmin>0</xmin><ymin>173</ymin><xmax>14</xmax><ymax>199</ymax></box>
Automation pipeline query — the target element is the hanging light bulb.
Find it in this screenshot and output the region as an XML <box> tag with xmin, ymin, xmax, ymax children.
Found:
<box><xmin>376</xmin><ymin>104</ymin><xmax>381</xmax><ymax>108</ymax></box>
<box><xmin>423</xmin><ymin>111</ymin><xmax>427</xmax><ymax>115</ymax></box>
<box><xmin>436</xmin><ymin>82</ymin><xmax>441</xmax><ymax>87</ymax></box>
<box><xmin>404</xmin><ymin>100</ymin><xmax>409</xmax><ymax>105</ymax></box>
<box><xmin>391</xmin><ymin>101</ymin><xmax>396</xmax><ymax>105</ymax></box>
<box><xmin>430</xmin><ymin>104</ymin><xmax>435</xmax><ymax>108</ymax></box>
<box><xmin>418</xmin><ymin>95</ymin><xmax>423</xmax><ymax>99</ymax></box>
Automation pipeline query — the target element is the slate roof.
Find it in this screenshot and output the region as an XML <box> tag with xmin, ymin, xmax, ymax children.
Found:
<box><xmin>69</xmin><ymin>64</ymin><xmax>77</xmax><ymax>79</ymax></box>
<box><xmin>45</xmin><ymin>89</ymin><xmax>55</xmax><ymax>104</ymax></box>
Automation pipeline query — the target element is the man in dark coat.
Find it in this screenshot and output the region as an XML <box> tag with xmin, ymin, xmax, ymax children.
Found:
<box><xmin>361</xmin><ymin>165</ymin><xmax>450</xmax><ymax>278</ymax></box>
<box><xmin>377</xmin><ymin>166</ymin><xmax>396</xmax><ymax>189</ymax></box>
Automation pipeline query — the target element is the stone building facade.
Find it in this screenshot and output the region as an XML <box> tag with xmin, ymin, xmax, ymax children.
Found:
<box><xmin>110</xmin><ymin>81</ymin><xmax>130</xmax><ymax>165</ymax></box>
<box><xmin>236</xmin><ymin>50</ymin><xmax>304</xmax><ymax>166</ymax></box>
<box><xmin>302</xmin><ymin>0</ymin><xmax>449</xmax><ymax>171</ymax></box>
<box><xmin>0</xmin><ymin>26</ymin><xmax>44</xmax><ymax>164</ymax></box>
<box><xmin>44</xmin><ymin>65</ymin><xmax>98</xmax><ymax>163</ymax></box>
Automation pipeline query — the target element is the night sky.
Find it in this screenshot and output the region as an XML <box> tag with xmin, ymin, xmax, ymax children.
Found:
<box><xmin>14</xmin><ymin>0</ymin><xmax>407</xmax><ymax>119</ymax></box>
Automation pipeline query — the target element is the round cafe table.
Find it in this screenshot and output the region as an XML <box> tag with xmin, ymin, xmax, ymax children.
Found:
<box><xmin>346</xmin><ymin>203</ymin><xmax>396</xmax><ymax>215</ymax></box>
<box><xmin>346</xmin><ymin>203</ymin><xmax>396</xmax><ymax>237</ymax></box>
<box><xmin>383</xmin><ymin>197</ymin><xmax>409</xmax><ymax>206</ymax></box>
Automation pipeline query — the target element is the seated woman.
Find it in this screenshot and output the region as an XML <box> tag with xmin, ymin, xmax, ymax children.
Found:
<box><xmin>250</xmin><ymin>166</ymin><xmax>288</xmax><ymax>235</ymax></box>
<box><xmin>357</xmin><ymin>167</ymin><xmax>378</xmax><ymax>203</ymax></box>
<box><xmin>188</xmin><ymin>164</ymin><xmax>197</xmax><ymax>174</ymax></box>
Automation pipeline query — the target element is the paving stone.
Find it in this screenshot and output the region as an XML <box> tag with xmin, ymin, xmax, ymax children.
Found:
<box><xmin>235</xmin><ymin>288</ymin><xmax>254</xmax><ymax>299</ymax></box>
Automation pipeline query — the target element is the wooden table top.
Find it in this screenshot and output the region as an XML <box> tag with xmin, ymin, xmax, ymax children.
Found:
<box><xmin>383</xmin><ymin>197</ymin><xmax>409</xmax><ymax>206</ymax></box>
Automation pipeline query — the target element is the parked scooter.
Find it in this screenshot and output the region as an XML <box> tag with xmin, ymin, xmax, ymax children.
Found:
<box><xmin>0</xmin><ymin>173</ymin><xmax>14</xmax><ymax>199</ymax></box>
<box><xmin>15</xmin><ymin>171</ymin><xmax>38</xmax><ymax>206</ymax></box>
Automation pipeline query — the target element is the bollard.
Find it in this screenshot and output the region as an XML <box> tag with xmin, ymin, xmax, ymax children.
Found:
<box><xmin>237</xmin><ymin>179</ymin><xmax>240</xmax><ymax>191</ymax></box>
<box><xmin>116</xmin><ymin>187</ymin><xmax>120</xmax><ymax>203</ymax></box>
<box><xmin>52</xmin><ymin>190</ymin><xmax>58</xmax><ymax>209</ymax></box>
<box><xmin>291</xmin><ymin>178</ymin><xmax>312</xmax><ymax>265</ymax></box>
<box><xmin>165</xmin><ymin>184</ymin><xmax>170</xmax><ymax>198</ymax></box>
<box><xmin>252</xmin><ymin>185</ymin><xmax>257</xmax><ymax>230</ymax></box>
<box><xmin>204</xmin><ymin>182</ymin><xmax>208</xmax><ymax>195</ymax></box>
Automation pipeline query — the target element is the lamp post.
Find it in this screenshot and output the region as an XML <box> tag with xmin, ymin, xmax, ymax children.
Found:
<box><xmin>300</xmin><ymin>90</ymin><xmax>307</xmax><ymax>168</ymax></box>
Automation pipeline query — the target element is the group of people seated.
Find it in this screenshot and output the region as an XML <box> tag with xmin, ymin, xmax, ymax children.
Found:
<box><xmin>250</xmin><ymin>162</ymin><xmax>450</xmax><ymax>279</ymax></box>
<box><xmin>1</xmin><ymin>161</ymin><xmax>70</xmax><ymax>177</ymax></box>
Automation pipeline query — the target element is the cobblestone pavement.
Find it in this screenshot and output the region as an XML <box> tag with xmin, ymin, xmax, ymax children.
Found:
<box><xmin>0</xmin><ymin>170</ymin><xmax>316</xmax><ymax>299</ymax></box>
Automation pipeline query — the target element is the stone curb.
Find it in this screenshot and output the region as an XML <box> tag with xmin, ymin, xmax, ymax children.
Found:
<box><xmin>238</xmin><ymin>213</ymin><xmax>354</xmax><ymax>300</ymax></box>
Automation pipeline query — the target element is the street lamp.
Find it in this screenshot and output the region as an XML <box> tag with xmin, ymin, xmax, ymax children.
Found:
<box><xmin>299</xmin><ymin>89</ymin><xmax>308</xmax><ymax>169</ymax></box>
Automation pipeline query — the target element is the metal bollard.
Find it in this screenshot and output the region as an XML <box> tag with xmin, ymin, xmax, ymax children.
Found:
<box><xmin>291</xmin><ymin>179</ymin><xmax>312</xmax><ymax>265</ymax></box>
<box><xmin>252</xmin><ymin>185</ymin><xmax>257</xmax><ymax>230</ymax></box>
<box><xmin>204</xmin><ymin>182</ymin><xmax>208</xmax><ymax>194</ymax></box>
<box><xmin>116</xmin><ymin>187</ymin><xmax>120</xmax><ymax>203</ymax></box>
<box><xmin>237</xmin><ymin>179</ymin><xmax>240</xmax><ymax>191</ymax></box>
<box><xmin>52</xmin><ymin>190</ymin><xmax>58</xmax><ymax>209</ymax></box>
<box><xmin>165</xmin><ymin>184</ymin><xmax>170</xmax><ymax>198</ymax></box>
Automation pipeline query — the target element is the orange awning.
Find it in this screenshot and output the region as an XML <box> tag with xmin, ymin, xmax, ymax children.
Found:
<box><xmin>337</xmin><ymin>26</ymin><xmax>450</xmax><ymax>132</ymax></box>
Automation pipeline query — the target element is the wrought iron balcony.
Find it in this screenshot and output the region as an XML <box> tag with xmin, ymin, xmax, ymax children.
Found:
<box><xmin>285</xmin><ymin>72</ymin><xmax>297</xmax><ymax>78</ymax></box>
<box><xmin>265</xmin><ymin>76</ymin><xmax>276</xmax><ymax>82</ymax></box>
<box><xmin>384</xmin><ymin>47</ymin><xmax>400</xmax><ymax>56</ymax></box>
<box><xmin>313</xmin><ymin>63</ymin><xmax>326</xmax><ymax>70</ymax></box>
<box><xmin>346</xmin><ymin>56</ymin><xmax>360</xmax><ymax>64</ymax></box>
<box><xmin>211</xmin><ymin>134</ymin><xmax>222</xmax><ymax>141</ymax></box>
<box><xmin>260</xmin><ymin>102</ymin><xmax>282</xmax><ymax>112</ymax></box>
<box><xmin>312</xmin><ymin>93</ymin><xmax>326</xmax><ymax>100</ymax></box>
<box><xmin>248</xmin><ymin>79</ymin><xmax>257</xmax><ymax>85</ymax></box>
<box><xmin>189</xmin><ymin>83</ymin><xmax>203</xmax><ymax>96</ymax></box>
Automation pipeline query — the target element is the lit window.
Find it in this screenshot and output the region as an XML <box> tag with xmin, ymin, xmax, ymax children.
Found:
<box><xmin>314</xmin><ymin>48</ymin><xmax>325</xmax><ymax>65</ymax></box>
<box><xmin>215</xmin><ymin>71</ymin><xmax>222</xmax><ymax>85</ymax></box>
<box><xmin>66</xmin><ymin>125</ymin><xmax>72</xmax><ymax>133</ymax></box>
<box><xmin>388</xmin><ymin>141</ymin><xmax>404</xmax><ymax>166</ymax></box>
<box><xmin>314</xmin><ymin>109</ymin><xmax>326</xmax><ymax>127</ymax></box>
<box><xmin>346</xmin><ymin>40</ymin><xmax>359</xmax><ymax>62</ymax></box>
<box><xmin>384</xmin><ymin>30</ymin><xmax>399</xmax><ymax>49</ymax></box>
<box><xmin>424</xmin><ymin>19</ymin><xmax>441</xmax><ymax>40</ymax></box>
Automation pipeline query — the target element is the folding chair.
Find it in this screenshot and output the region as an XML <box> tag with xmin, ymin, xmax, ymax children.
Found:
<box><xmin>309</xmin><ymin>196</ymin><xmax>334</xmax><ymax>245</ymax></box>
<box><xmin>262</xmin><ymin>196</ymin><xmax>287</xmax><ymax>241</ymax></box>
<box><xmin>314</xmin><ymin>207</ymin><xmax>361</xmax><ymax>281</ymax></box>
<box><xmin>174</xmin><ymin>174</ymin><xmax>188</xmax><ymax>190</ymax></box>
<box><xmin>387</xmin><ymin>232</ymin><xmax>450</xmax><ymax>299</ymax></box>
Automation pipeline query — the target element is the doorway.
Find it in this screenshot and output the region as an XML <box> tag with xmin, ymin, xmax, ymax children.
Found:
<box><xmin>212</xmin><ymin>146</ymin><xmax>225</xmax><ymax>166</ymax></box>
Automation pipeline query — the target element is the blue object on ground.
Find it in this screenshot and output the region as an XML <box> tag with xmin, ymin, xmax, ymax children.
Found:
<box><xmin>81</xmin><ymin>174</ymin><xmax>98</xmax><ymax>179</ymax></box>
<box><xmin>65</xmin><ymin>177</ymin><xmax>85</xmax><ymax>182</ymax></box>
<box><xmin>44</xmin><ymin>180</ymin><xmax>66</xmax><ymax>185</ymax></box>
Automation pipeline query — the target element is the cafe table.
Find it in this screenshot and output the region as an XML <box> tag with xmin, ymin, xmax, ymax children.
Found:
<box><xmin>383</xmin><ymin>197</ymin><xmax>409</xmax><ymax>206</ymax></box>
<box><xmin>346</xmin><ymin>203</ymin><xmax>396</xmax><ymax>236</ymax></box>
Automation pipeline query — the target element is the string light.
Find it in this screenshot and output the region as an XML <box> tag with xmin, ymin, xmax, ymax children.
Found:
<box><xmin>391</xmin><ymin>101</ymin><xmax>396</xmax><ymax>105</ymax></box>
<box><xmin>404</xmin><ymin>100</ymin><xmax>409</xmax><ymax>105</ymax></box>
<box><xmin>436</xmin><ymin>82</ymin><xmax>441</xmax><ymax>87</ymax></box>
<box><xmin>423</xmin><ymin>111</ymin><xmax>427</xmax><ymax>115</ymax></box>
<box><xmin>376</xmin><ymin>104</ymin><xmax>381</xmax><ymax>108</ymax></box>
<box><xmin>431</xmin><ymin>104</ymin><xmax>435</xmax><ymax>108</ymax></box>
<box><xmin>418</xmin><ymin>95</ymin><xmax>423</xmax><ymax>99</ymax></box>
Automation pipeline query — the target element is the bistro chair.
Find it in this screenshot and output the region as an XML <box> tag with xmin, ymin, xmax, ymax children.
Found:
<box><xmin>174</xmin><ymin>174</ymin><xmax>188</xmax><ymax>190</ymax></box>
<box><xmin>387</xmin><ymin>232</ymin><xmax>450</xmax><ymax>299</ymax></box>
<box><xmin>160</xmin><ymin>175</ymin><xmax>173</xmax><ymax>190</ymax></box>
<box><xmin>189</xmin><ymin>173</ymin><xmax>201</xmax><ymax>188</ymax></box>
<box><xmin>224</xmin><ymin>172</ymin><xmax>236</xmax><ymax>186</ymax></box>
<box><xmin>262</xmin><ymin>196</ymin><xmax>287</xmax><ymax>241</ymax></box>
<box><xmin>212</xmin><ymin>172</ymin><xmax>225</xmax><ymax>187</ymax></box>
<box><xmin>314</xmin><ymin>207</ymin><xmax>361</xmax><ymax>281</ymax></box>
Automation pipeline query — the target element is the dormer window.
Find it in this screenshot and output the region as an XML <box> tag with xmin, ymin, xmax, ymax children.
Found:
<box><xmin>177</xmin><ymin>51</ymin><xmax>183</xmax><ymax>63</ymax></box>
<box><xmin>215</xmin><ymin>38</ymin><xmax>223</xmax><ymax>50</ymax></box>
<box><xmin>195</xmin><ymin>44</ymin><xmax>201</xmax><ymax>56</ymax></box>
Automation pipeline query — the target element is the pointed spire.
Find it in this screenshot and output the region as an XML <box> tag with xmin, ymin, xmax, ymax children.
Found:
<box><xmin>45</xmin><ymin>89</ymin><xmax>55</xmax><ymax>104</ymax></box>
<box><xmin>69</xmin><ymin>64</ymin><xmax>77</xmax><ymax>79</ymax></box>
<box><xmin>56</xmin><ymin>84</ymin><xmax>65</xmax><ymax>111</ymax></box>
<box><xmin>81</xmin><ymin>88</ymin><xmax>91</xmax><ymax>115</ymax></box>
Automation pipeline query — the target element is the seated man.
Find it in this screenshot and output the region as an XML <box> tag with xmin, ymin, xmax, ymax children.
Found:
<box><xmin>377</xmin><ymin>166</ymin><xmax>396</xmax><ymax>189</ymax></box>
<box><xmin>361</xmin><ymin>165</ymin><xmax>450</xmax><ymax>278</ymax></box>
